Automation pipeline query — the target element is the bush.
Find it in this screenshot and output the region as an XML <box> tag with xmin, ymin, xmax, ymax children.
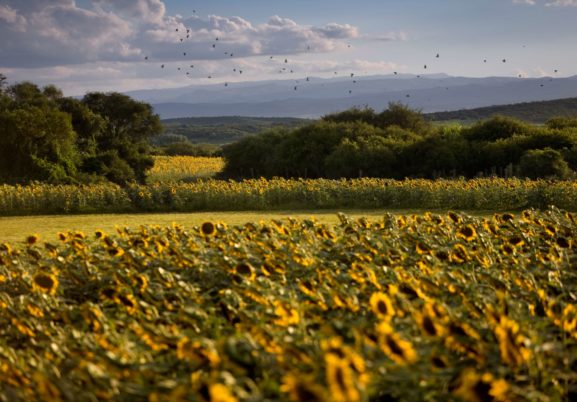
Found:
<box><xmin>518</xmin><ymin>148</ymin><xmax>573</xmax><ymax>179</ymax></box>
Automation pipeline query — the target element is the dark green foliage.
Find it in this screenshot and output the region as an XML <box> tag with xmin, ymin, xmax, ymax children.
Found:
<box><xmin>78</xmin><ymin>92</ymin><xmax>162</xmax><ymax>184</ymax></box>
<box><xmin>375</xmin><ymin>102</ymin><xmax>431</xmax><ymax>135</ymax></box>
<box><xmin>519</xmin><ymin>148</ymin><xmax>572</xmax><ymax>179</ymax></box>
<box><xmin>222</xmin><ymin>104</ymin><xmax>577</xmax><ymax>180</ymax></box>
<box><xmin>462</xmin><ymin>115</ymin><xmax>533</xmax><ymax>142</ymax></box>
<box><xmin>546</xmin><ymin>116</ymin><xmax>577</xmax><ymax>130</ymax></box>
<box><xmin>0</xmin><ymin>79</ymin><xmax>161</xmax><ymax>185</ymax></box>
<box><xmin>162</xmin><ymin>141</ymin><xmax>221</xmax><ymax>157</ymax></box>
<box><xmin>161</xmin><ymin>116</ymin><xmax>311</xmax><ymax>145</ymax></box>
<box><xmin>0</xmin><ymin>83</ymin><xmax>78</xmax><ymax>184</ymax></box>
<box><xmin>322</xmin><ymin>106</ymin><xmax>377</xmax><ymax>125</ymax></box>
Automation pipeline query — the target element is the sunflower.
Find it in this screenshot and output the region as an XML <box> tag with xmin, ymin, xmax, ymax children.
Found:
<box><xmin>116</xmin><ymin>293</ymin><xmax>138</xmax><ymax>315</ymax></box>
<box><xmin>233</xmin><ymin>262</ymin><xmax>256</xmax><ymax>281</ymax></box>
<box><xmin>26</xmin><ymin>234</ymin><xmax>39</xmax><ymax>246</ymax></box>
<box><xmin>32</xmin><ymin>272</ymin><xmax>59</xmax><ymax>295</ymax></box>
<box><xmin>209</xmin><ymin>383</ymin><xmax>238</xmax><ymax>402</ymax></box>
<box><xmin>448</xmin><ymin>211</ymin><xmax>461</xmax><ymax>224</ymax></box>
<box><xmin>99</xmin><ymin>286</ymin><xmax>118</xmax><ymax>301</ymax></box>
<box><xmin>415</xmin><ymin>241</ymin><xmax>432</xmax><ymax>255</ymax></box>
<box><xmin>457</xmin><ymin>225</ymin><xmax>477</xmax><ymax>242</ymax></box>
<box><xmin>201</xmin><ymin>221</ymin><xmax>216</xmax><ymax>236</ymax></box>
<box><xmin>555</xmin><ymin>236</ymin><xmax>571</xmax><ymax>249</ymax></box>
<box><xmin>544</xmin><ymin>224</ymin><xmax>557</xmax><ymax>237</ymax></box>
<box><xmin>415</xmin><ymin>307</ymin><xmax>446</xmax><ymax>337</ymax></box>
<box><xmin>107</xmin><ymin>247</ymin><xmax>125</xmax><ymax>257</ymax></box>
<box><xmin>494</xmin><ymin>316</ymin><xmax>531</xmax><ymax>366</ymax></box>
<box><xmin>376</xmin><ymin>322</ymin><xmax>417</xmax><ymax>365</ymax></box>
<box><xmin>369</xmin><ymin>292</ymin><xmax>395</xmax><ymax>321</ymax></box>
<box><xmin>176</xmin><ymin>337</ymin><xmax>220</xmax><ymax>367</ymax></box>
<box><xmin>500</xmin><ymin>243</ymin><xmax>515</xmax><ymax>256</ymax></box>
<box><xmin>0</xmin><ymin>243</ymin><xmax>12</xmax><ymax>254</ymax></box>
<box><xmin>430</xmin><ymin>354</ymin><xmax>448</xmax><ymax>369</ymax></box>
<box><xmin>273</xmin><ymin>301</ymin><xmax>300</xmax><ymax>326</ymax></box>
<box><xmin>281</xmin><ymin>374</ymin><xmax>327</xmax><ymax>402</ymax></box>
<box><xmin>325</xmin><ymin>353</ymin><xmax>361</xmax><ymax>402</ymax></box>
<box><xmin>450</xmin><ymin>244</ymin><xmax>469</xmax><ymax>264</ymax></box>
<box><xmin>452</xmin><ymin>368</ymin><xmax>510</xmax><ymax>402</ymax></box>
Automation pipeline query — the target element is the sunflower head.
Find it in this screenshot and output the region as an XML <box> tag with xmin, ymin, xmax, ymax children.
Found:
<box><xmin>32</xmin><ymin>272</ymin><xmax>58</xmax><ymax>295</ymax></box>
<box><xmin>457</xmin><ymin>225</ymin><xmax>477</xmax><ymax>242</ymax></box>
<box><xmin>26</xmin><ymin>234</ymin><xmax>39</xmax><ymax>246</ymax></box>
<box><xmin>201</xmin><ymin>222</ymin><xmax>216</xmax><ymax>236</ymax></box>
<box><xmin>369</xmin><ymin>292</ymin><xmax>395</xmax><ymax>320</ymax></box>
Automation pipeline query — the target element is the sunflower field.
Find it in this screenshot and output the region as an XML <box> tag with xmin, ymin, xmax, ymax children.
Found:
<box><xmin>1</xmin><ymin>207</ymin><xmax>577</xmax><ymax>401</ymax></box>
<box><xmin>148</xmin><ymin>157</ymin><xmax>225</xmax><ymax>183</ymax></box>
<box><xmin>2</xmin><ymin>177</ymin><xmax>577</xmax><ymax>215</ymax></box>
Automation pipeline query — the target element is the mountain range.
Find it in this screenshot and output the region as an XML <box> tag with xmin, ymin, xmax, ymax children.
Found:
<box><xmin>124</xmin><ymin>74</ymin><xmax>577</xmax><ymax>119</ymax></box>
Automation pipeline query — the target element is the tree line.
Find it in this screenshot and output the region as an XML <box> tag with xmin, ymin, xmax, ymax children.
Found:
<box><xmin>220</xmin><ymin>103</ymin><xmax>577</xmax><ymax>180</ymax></box>
<box><xmin>0</xmin><ymin>74</ymin><xmax>162</xmax><ymax>185</ymax></box>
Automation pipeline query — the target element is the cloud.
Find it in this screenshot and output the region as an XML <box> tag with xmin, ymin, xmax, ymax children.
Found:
<box><xmin>545</xmin><ymin>0</ymin><xmax>577</xmax><ymax>6</ymax></box>
<box><xmin>513</xmin><ymin>0</ymin><xmax>577</xmax><ymax>5</ymax></box>
<box><xmin>0</xmin><ymin>1</ymin><xmax>135</xmax><ymax>68</ymax></box>
<box><xmin>0</xmin><ymin>1</ymin><xmax>389</xmax><ymax>69</ymax></box>
<box><xmin>362</xmin><ymin>32</ymin><xmax>409</xmax><ymax>42</ymax></box>
<box><xmin>0</xmin><ymin>5</ymin><xmax>27</xmax><ymax>32</ymax></box>
<box><xmin>313</xmin><ymin>23</ymin><xmax>359</xmax><ymax>39</ymax></box>
<box><xmin>92</xmin><ymin>0</ymin><xmax>166</xmax><ymax>24</ymax></box>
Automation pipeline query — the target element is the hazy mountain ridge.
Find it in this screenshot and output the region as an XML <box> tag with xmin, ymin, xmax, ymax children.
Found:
<box><xmin>123</xmin><ymin>74</ymin><xmax>577</xmax><ymax>119</ymax></box>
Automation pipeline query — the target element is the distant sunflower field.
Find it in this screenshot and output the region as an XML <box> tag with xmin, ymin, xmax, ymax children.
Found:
<box><xmin>148</xmin><ymin>157</ymin><xmax>224</xmax><ymax>182</ymax></box>
<box><xmin>1</xmin><ymin>208</ymin><xmax>577</xmax><ymax>401</ymax></box>
<box><xmin>2</xmin><ymin>177</ymin><xmax>577</xmax><ymax>215</ymax></box>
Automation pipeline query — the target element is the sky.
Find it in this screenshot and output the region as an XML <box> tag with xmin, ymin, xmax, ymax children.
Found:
<box><xmin>1</xmin><ymin>0</ymin><xmax>576</xmax><ymax>96</ymax></box>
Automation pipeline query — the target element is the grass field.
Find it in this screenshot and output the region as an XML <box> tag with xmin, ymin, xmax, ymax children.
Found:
<box><xmin>0</xmin><ymin>209</ymin><xmax>456</xmax><ymax>244</ymax></box>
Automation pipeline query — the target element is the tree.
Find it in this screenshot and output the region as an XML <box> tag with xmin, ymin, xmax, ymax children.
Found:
<box><xmin>57</xmin><ymin>97</ymin><xmax>105</xmax><ymax>158</ymax></box>
<box><xmin>322</xmin><ymin>106</ymin><xmax>377</xmax><ymax>125</ymax></box>
<box><xmin>0</xmin><ymin>73</ymin><xmax>7</xmax><ymax>93</ymax></box>
<box><xmin>518</xmin><ymin>148</ymin><xmax>572</xmax><ymax>179</ymax></box>
<box><xmin>463</xmin><ymin>115</ymin><xmax>532</xmax><ymax>142</ymax></box>
<box><xmin>375</xmin><ymin>102</ymin><xmax>431</xmax><ymax>135</ymax></box>
<box><xmin>81</xmin><ymin>92</ymin><xmax>163</xmax><ymax>184</ymax></box>
<box><xmin>0</xmin><ymin>106</ymin><xmax>78</xmax><ymax>183</ymax></box>
<box><xmin>546</xmin><ymin>116</ymin><xmax>577</xmax><ymax>130</ymax></box>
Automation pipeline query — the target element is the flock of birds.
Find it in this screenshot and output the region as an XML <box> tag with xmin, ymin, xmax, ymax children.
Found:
<box><xmin>143</xmin><ymin>16</ymin><xmax>561</xmax><ymax>100</ymax></box>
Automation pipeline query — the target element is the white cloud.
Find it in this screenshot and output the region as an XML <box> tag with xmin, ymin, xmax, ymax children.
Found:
<box><xmin>0</xmin><ymin>5</ymin><xmax>27</xmax><ymax>32</ymax></box>
<box><xmin>0</xmin><ymin>1</ymin><xmax>136</xmax><ymax>68</ymax></box>
<box><xmin>0</xmin><ymin>1</ymin><xmax>388</xmax><ymax>69</ymax></box>
<box><xmin>545</xmin><ymin>0</ymin><xmax>577</xmax><ymax>6</ymax></box>
<box><xmin>362</xmin><ymin>32</ymin><xmax>409</xmax><ymax>42</ymax></box>
<box><xmin>513</xmin><ymin>0</ymin><xmax>577</xmax><ymax>5</ymax></box>
<box><xmin>92</xmin><ymin>0</ymin><xmax>166</xmax><ymax>24</ymax></box>
<box><xmin>0</xmin><ymin>1</ymin><xmax>408</xmax><ymax>95</ymax></box>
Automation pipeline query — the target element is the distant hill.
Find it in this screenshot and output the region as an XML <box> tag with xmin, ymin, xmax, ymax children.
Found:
<box><xmin>158</xmin><ymin>116</ymin><xmax>312</xmax><ymax>145</ymax></box>
<box><xmin>156</xmin><ymin>98</ymin><xmax>577</xmax><ymax>145</ymax></box>
<box><xmin>123</xmin><ymin>74</ymin><xmax>577</xmax><ymax>119</ymax></box>
<box><xmin>426</xmin><ymin>97</ymin><xmax>577</xmax><ymax>124</ymax></box>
